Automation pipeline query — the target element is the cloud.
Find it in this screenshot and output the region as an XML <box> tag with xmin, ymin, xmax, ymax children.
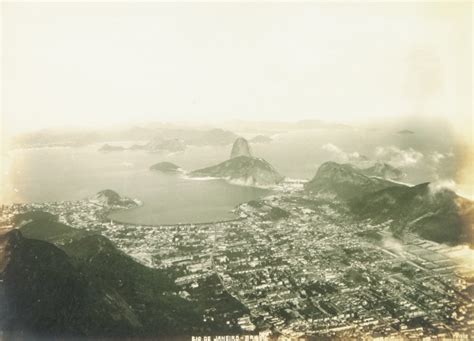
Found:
<box><xmin>374</xmin><ymin>146</ymin><xmax>423</xmax><ymax>168</ymax></box>
<box><xmin>121</xmin><ymin>162</ymin><xmax>134</xmax><ymax>168</ymax></box>
<box><xmin>321</xmin><ymin>143</ymin><xmax>343</xmax><ymax>155</ymax></box>
<box><xmin>428</xmin><ymin>179</ymin><xmax>457</xmax><ymax>193</ymax></box>
<box><xmin>430</xmin><ymin>151</ymin><xmax>446</xmax><ymax>164</ymax></box>
<box><xmin>321</xmin><ymin>143</ymin><xmax>368</xmax><ymax>164</ymax></box>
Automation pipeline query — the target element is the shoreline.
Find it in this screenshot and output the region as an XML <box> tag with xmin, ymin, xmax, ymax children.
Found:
<box><xmin>103</xmin><ymin>176</ymin><xmax>290</xmax><ymax>227</ymax></box>
<box><xmin>107</xmin><ymin>215</ymin><xmax>245</xmax><ymax>228</ymax></box>
<box><xmin>105</xmin><ymin>197</ymin><xmax>246</xmax><ymax>228</ymax></box>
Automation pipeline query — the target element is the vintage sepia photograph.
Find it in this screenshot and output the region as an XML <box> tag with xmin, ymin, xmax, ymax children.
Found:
<box><xmin>0</xmin><ymin>1</ymin><xmax>472</xmax><ymax>340</ymax></box>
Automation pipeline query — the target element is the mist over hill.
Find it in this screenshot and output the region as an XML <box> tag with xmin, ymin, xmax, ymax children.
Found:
<box><xmin>305</xmin><ymin>161</ymin><xmax>473</xmax><ymax>246</ymax></box>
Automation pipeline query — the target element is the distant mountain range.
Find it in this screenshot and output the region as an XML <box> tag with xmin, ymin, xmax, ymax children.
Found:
<box><xmin>249</xmin><ymin>135</ymin><xmax>272</xmax><ymax>144</ymax></box>
<box><xmin>98</xmin><ymin>143</ymin><xmax>126</xmax><ymax>152</ymax></box>
<box><xmin>13</xmin><ymin>127</ymin><xmax>238</xmax><ymax>150</ymax></box>
<box><xmin>305</xmin><ymin>161</ymin><xmax>473</xmax><ymax>246</ymax></box>
<box><xmin>11</xmin><ymin>120</ymin><xmax>351</xmax><ymax>150</ymax></box>
<box><xmin>190</xmin><ymin>138</ymin><xmax>284</xmax><ymax>187</ymax></box>
<box><xmin>397</xmin><ymin>129</ymin><xmax>415</xmax><ymax>135</ymax></box>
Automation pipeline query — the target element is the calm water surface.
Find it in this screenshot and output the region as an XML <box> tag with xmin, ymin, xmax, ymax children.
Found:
<box><xmin>2</xmin><ymin>144</ymin><xmax>269</xmax><ymax>224</ymax></box>
<box><xmin>2</xmin><ymin>126</ymin><xmax>461</xmax><ymax>223</ymax></box>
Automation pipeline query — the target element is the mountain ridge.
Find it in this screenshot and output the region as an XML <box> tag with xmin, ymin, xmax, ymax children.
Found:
<box><xmin>305</xmin><ymin>161</ymin><xmax>473</xmax><ymax>246</ymax></box>
<box><xmin>0</xmin><ymin>228</ymin><xmax>248</xmax><ymax>337</ymax></box>
<box><xmin>304</xmin><ymin>161</ymin><xmax>402</xmax><ymax>200</ymax></box>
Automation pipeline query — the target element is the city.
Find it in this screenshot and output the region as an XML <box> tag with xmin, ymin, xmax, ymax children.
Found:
<box><xmin>1</xmin><ymin>179</ymin><xmax>472</xmax><ymax>339</ymax></box>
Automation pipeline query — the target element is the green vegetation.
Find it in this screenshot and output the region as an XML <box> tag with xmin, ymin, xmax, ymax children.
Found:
<box><xmin>390</xmin><ymin>262</ymin><xmax>419</xmax><ymax>279</ymax></box>
<box><xmin>2</xmin><ymin>230</ymin><xmax>141</xmax><ymax>337</ymax></box>
<box><xmin>264</xmin><ymin>206</ymin><xmax>290</xmax><ymax>221</ymax></box>
<box><xmin>306</xmin><ymin>161</ymin><xmax>473</xmax><ymax>246</ymax></box>
<box><xmin>351</xmin><ymin>183</ymin><xmax>472</xmax><ymax>245</ymax></box>
<box><xmin>305</xmin><ymin>161</ymin><xmax>401</xmax><ymax>201</ymax></box>
<box><xmin>96</xmin><ymin>189</ymin><xmax>136</xmax><ymax>206</ymax></box>
<box><xmin>247</xmin><ymin>200</ymin><xmax>264</xmax><ymax>208</ymax></box>
<box><xmin>191</xmin><ymin>155</ymin><xmax>284</xmax><ymax>186</ymax></box>
<box><xmin>191</xmin><ymin>137</ymin><xmax>283</xmax><ymax>186</ymax></box>
<box><xmin>13</xmin><ymin>211</ymin><xmax>57</xmax><ymax>225</ymax></box>
<box><xmin>20</xmin><ymin>220</ymin><xmax>90</xmax><ymax>245</ymax></box>
<box><xmin>1</xmin><ymin>225</ymin><xmax>247</xmax><ymax>337</ymax></box>
<box><xmin>356</xmin><ymin>230</ymin><xmax>383</xmax><ymax>241</ymax></box>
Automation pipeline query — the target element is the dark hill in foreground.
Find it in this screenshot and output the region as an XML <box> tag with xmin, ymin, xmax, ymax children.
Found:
<box><xmin>1</xmin><ymin>230</ymin><xmax>140</xmax><ymax>337</ymax></box>
<box><xmin>0</xmin><ymin>227</ymin><xmax>248</xmax><ymax>338</ymax></box>
<box><xmin>20</xmin><ymin>219</ymin><xmax>91</xmax><ymax>245</ymax></box>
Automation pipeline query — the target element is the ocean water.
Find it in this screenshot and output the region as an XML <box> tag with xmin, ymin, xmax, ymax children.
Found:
<box><xmin>1</xmin><ymin>144</ymin><xmax>270</xmax><ymax>224</ymax></box>
<box><xmin>1</xmin><ymin>124</ymin><xmax>465</xmax><ymax>224</ymax></box>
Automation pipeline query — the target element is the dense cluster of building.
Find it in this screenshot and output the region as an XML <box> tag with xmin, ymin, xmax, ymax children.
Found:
<box><xmin>0</xmin><ymin>181</ymin><xmax>472</xmax><ymax>338</ymax></box>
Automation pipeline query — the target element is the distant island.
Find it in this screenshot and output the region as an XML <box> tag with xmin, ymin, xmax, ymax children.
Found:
<box><xmin>250</xmin><ymin>135</ymin><xmax>272</xmax><ymax>144</ymax></box>
<box><xmin>98</xmin><ymin>144</ymin><xmax>125</xmax><ymax>152</ymax></box>
<box><xmin>145</xmin><ymin>138</ymin><xmax>186</xmax><ymax>153</ymax></box>
<box><xmin>149</xmin><ymin>162</ymin><xmax>181</xmax><ymax>173</ymax></box>
<box><xmin>128</xmin><ymin>143</ymin><xmax>147</xmax><ymax>150</ymax></box>
<box><xmin>11</xmin><ymin>126</ymin><xmax>239</xmax><ymax>150</ymax></box>
<box><xmin>95</xmin><ymin>189</ymin><xmax>138</xmax><ymax>206</ymax></box>
<box><xmin>397</xmin><ymin>129</ymin><xmax>415</xmax><ymax>135</ymax></box>
<box><xmin>190</xmin><ymin>137</ymin><xmax>284</xmax><ymax>187</ymax></box>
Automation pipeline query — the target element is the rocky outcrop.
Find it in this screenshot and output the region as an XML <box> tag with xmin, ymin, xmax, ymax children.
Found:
<box><xmin>95</xmin><ymin>190</ymin><xmax>136</xmax><ymax>207</ymax></box>
<box><xmin>359</xmin><ymin>162</ymin><xmax>404</xmax><ymax>181</ymax></box>
<box><xmin>230</xmin><ymin>137</ymin><xmax>252</xmax><ymax>159</ymax></box>
<box><xmin>304</xmin><ymin>162</ymin><xmax>400</xmax><ymax>200</ymax></box>
<box><xmin>191</xmin><ymin>156</ymin><xmax>284</xmax><ymax>187</ymax></box>
<box><xmin>190</xmin><ymin>138</ymin><xmax>283</xmax><ymax>187</ymax></box>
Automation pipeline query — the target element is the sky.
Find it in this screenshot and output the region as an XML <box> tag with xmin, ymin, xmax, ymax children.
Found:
<box><xmin>1</xmin><ymin>2</ymin><xmax>472</xmax><ymax>137</ymax></box>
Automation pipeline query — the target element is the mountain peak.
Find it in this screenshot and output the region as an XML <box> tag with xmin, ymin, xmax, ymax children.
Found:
<box><xmin>312</xmin><ymin>162</ymin><xmax>361</xmax><ymax>181</ymax></box>
<box><xmin>191</xmin><ymin>137</ymin><xmax>282</xmax><ymax>186</ymax></box>
<box><xmin>305</xmin><ymin>161</ymin><xmax>401</xmax><ymax>200</ymax></box>
<box><xmin>95</xmin><ymin>190</ymin><xmax>136</xmax><ymax>207</ymax></box>
<box><xmin>96</xmin><ymin>189</ymin><xmax>122</xmax><ymax>204</ymax></box>
<box><xmin>360</xmin><ymin>162</ymin><xmax>404</xmax><ymax>180</ymax></box>
<box><xmin>191</xmin><ymin>155</ymin><xmax>284</xmax><ymax>187</ymax></box>
<box><xmin>230</xmin><ymin>137</ymin><xmax>252</xmax><ymax>159</ymax></box>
